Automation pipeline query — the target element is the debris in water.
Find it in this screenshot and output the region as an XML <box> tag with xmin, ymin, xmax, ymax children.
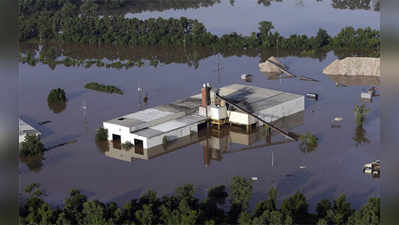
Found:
<box><xmin>361</xmin><ymin>91</ymin><xmax>373</xmax><ymax>101</ymax></box>
<box><xmin>38</xmin><ymin>120</ymin><xmax>52</xmax><ymax>125</ymax></box>
<box><xmin>299</xmin><ymin>76</ymin><xmax>319</xmax><ymax>82</ymax></box>
<box><xmin>258</xmin><ymin>56</ymin><xmax>286</xmax><ymax>74</ymax></box>
<box><xmin>299</xmin><ymin>166</ymin><xmax>306</xmax><ymax>169</ymax></box>
<box><xmin>334</xmin><ymin>117</ymin><xmax>343</xmax><ymax>122</ymax></box>
<box><xmin>306</xmin><ymin>93</ymin><xmax>319</xmax><ymax>100</ymax></box>
<box><xmin>251</xmin><ymin>177</ymin><xmax>258</xmax><ymax>181</ymax></box>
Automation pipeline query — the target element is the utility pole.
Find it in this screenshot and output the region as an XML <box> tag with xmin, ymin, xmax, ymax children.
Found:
<box><xmin>81</xmin><ymin>99</ymin><xmax>88</xmax><ymax>136</ymax></box>
<box><xmin>213</xmin><ymin>55</ymin><xmax>224</xmax><ymax>87</ymax></box>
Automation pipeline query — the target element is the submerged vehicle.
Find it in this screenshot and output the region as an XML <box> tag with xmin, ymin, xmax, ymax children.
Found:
<box><xmin>363</xmin><ymin>160</ymin><xmax>381</xmax><ymax>178</ymax></box>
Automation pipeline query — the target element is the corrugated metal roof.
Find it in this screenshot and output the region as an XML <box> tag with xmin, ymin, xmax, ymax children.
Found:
<box><xmin>19</xmin><ymin>119</ymin><xmax>41</xmax><ymax>136</ymax></box>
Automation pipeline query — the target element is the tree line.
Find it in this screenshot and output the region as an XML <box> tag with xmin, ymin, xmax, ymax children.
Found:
<box><xmin>18</xmin><ymin>0</ymin><xmax>380</xmax><ymax>53</ymax></box>
<box><xmin>19</xmin><ymin>177</ymin><xmax>379</xmax><ymax>225</ymax></box>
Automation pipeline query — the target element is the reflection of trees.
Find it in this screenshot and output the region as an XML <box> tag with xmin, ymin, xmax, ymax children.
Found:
<box><xmin>98</xmin><ymin>0</ymin><xmax>222</xmax><ymax>15</ymax></box>
<box><xmin>256</xmin><ymin>0</ymin><xmax>379</xmax><ymax>11</ymax></box>
<box><xmin>20</xmin><ymin>43</ymin><xmax>333</xmax><ymax>70</ymax></box>
<box><xmin>331</xmin><ymin>0</ymin><xmax>380</xmax><ymax>11</ymax></box>
<box><xmin>48</xmin><ymin>101</ymin><xmax>67</xmax><ymax>114</ymax></box>
<box><xmin>95</xmin><ymin>140</ymin><xmax>110</xmax><ymax>153</ymax></box>
<box><xmin>257</xmin><ymin>0</ymin><xmax>282</xmax><ymax>6</ymax></box>
<box><xmin>353</xmin><ymin>125</ymin><xmax>371</xmax><ymax>146</ymax></box>
<box><xmin>20</xmin><ymin>155</ymin><xmax>44</xmax><ymax>173</ymax></box>
<box><xmin>95</xmin><ymin>0</ymin><xmax>382</xmax><ymax>14</ymax></box>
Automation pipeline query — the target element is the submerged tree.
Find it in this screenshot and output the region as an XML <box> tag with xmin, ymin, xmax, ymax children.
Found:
<box><xmin>47</xmin><ymin>88</ymin><xmax>67</xmax><ymax>113</ymax></box>
<box><xmin>19</xmin><ymin>133</ymin><xmax>45</xmax><ymax>158</ymax></box>
<box><xmin>353</xmin><ymin>125</ymin><xmax>371</xmax><ymax>146</ymax></box>
<box><xmin>354</xmin><ymin>104</ymin><xmax>370</xmax><ymax>127</ymax></box>
<box><xmin>299</xmin><ymin>132</ymin><xmax>318</xmax><ymax>153</ymax></box>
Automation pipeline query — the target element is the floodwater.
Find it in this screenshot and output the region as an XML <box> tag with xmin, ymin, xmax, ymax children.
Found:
<box><xmin>126</xmin><ymin>0</ymin><xmax>380</xmax><ymax>36</ymax></box>
<box><xmin>19</xmin><ymin>0</ymin><xmax>380</xmax><ymax>210</ymax></box>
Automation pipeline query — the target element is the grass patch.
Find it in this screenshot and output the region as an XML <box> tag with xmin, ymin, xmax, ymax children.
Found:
<box><xmin>84</xmin><ymin>82</ymin><xmax>123</xmax><ymax>95</ymax></box>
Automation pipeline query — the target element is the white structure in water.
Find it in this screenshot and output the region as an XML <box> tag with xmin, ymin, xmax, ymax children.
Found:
<box><xmin>103</xmin><ymin>97</ymin><xmax>208</xmax><ymax>150</ymax></box>
<box><xmin>19</xmin><ymin>119</ymin><xmax>41</xmax><ymax>143</ymax></box>
<box><xmin>103</xmin><ymin>84</ymin><xmax>304</xmax><ymax>150</ymax></box>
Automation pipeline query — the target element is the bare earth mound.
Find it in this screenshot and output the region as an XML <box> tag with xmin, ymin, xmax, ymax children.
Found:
<box><xmin>258</xmin><ymin>56</ymin><xmax>287</xmax><ymax>74</ymax></box>
<box><xmin>323</xmin><ymin>57</ymin><xmax>380</xmax><ymax>77</ymax></box>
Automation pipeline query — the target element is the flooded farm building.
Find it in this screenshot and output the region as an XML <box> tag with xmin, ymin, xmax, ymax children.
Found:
<box><xmin>103</xmin><ymin>84</ymin><xmax>305</xmax><ymax>152</ymax></box>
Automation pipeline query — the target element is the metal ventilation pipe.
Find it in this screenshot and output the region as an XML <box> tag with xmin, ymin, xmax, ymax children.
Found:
<box><xmin>201</xmin><ymin>83</ymin><xmax>211</xmax><ymax>107</ymax></box>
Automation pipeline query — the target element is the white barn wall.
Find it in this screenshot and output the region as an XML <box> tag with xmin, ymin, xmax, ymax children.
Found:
<box><xmin>257</xmin><ymin>97</ymin><xmax>305</xmax><ymax>123</ymax></box>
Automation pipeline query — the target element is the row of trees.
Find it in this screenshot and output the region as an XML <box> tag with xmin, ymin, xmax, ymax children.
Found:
<box><xmin>18</xmin><ymin>0</ymin><xmax>380</xmax><ymax>53</ymax></box>
<box><xmin>19</xmin><ymin>177</ymin><xmax>379</xmax><ymax>225</ymax></box>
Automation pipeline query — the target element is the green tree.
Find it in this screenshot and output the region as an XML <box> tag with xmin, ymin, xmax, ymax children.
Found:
<box><xmin>135</xmin><ymin>204</ymin><xmax>155</xmax><ymax>225</ymax></box>
<box><xmin>229</xmin><ymin>176</ymin><xmax>253</xmax><ymax>210</ymax></box>
<box><xmin>81</xmin><ymin>200</ymin><xmax>107</xmax><ymax>225</ymax></box>
<box><xmin>19</xmin><ymin>133</ymin><xmax>45</xmax><ymax>158</ymax></box>
<box><xmin>347</xmin><ymin>197</ymin><xmax>379</xmax><ymax>225</ymax></box>
<box><xmin>280</xmin><ymin>191</ymin><xmax>309</xmax><ymax>224</ymax></box>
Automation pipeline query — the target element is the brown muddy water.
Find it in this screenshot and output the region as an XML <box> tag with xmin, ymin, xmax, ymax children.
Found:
<box><xmin>19</xmin><ymin>51</ymin><xmax>380</xmax><ymax>209</ymax></box>
<box><xmin>19</xmin><ymin>0</ymin><xmax>380</xmax><ymax>210</ymax></box>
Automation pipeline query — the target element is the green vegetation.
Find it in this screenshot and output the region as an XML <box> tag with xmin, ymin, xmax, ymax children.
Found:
<box><xmin>19</xmin><ymin>133</ymin><xmax>45</xmax><ymax>158</ymax></box>
<box><xmin>47</xmin><ymin>88</ymin><xmax>66</xmax><ymax>103</ymax></box>
<box><xmin>162</xmin><ymin>136</ymin><xmax>168</xmax><ymax>146</ymax></box>
<box><xmin>299</xmin><ymin>132</ymin><xmax>318</xmax><ymax>153</ymax></box>
<box><xmin>122</xmin><ymin>141</ymin><xmax>134</xmax><ymax>151</ymax></box>
<box><xmin>47</xmin><ymin>88</ymin><xmax>67</xmax><ymax>113</ymax></box>
<box><xmin>19</xmin><ymin>177</ymin><xmax>380</xmax><ymax>225</ymax></box>
<box><xmin>354</xmin><ymin>104</ymin><xmax>370</xmax><ymax>127</ymax></box>
<box><xmin>95</xmin><ymin>127</ymin><xmax>108</xmax><ymax>142</ymax></box>
<box><xmin>18</xmin><ymin>0</ymin><xmax>379</xmax><ymax>54</ymax></box>
<box><xmin>353</xmin><ymin>126</ymin><xmax>371</xmax><ymax>146</ymax></box>
<box><xmin>85</xmin><ymin>82</ymin><xmax>123</xmax><ymax>95</ymax></box>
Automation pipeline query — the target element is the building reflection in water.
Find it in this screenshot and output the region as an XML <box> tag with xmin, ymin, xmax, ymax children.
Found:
<box><xmin>104</xmin><ymin>111</ymin><xmax>304</xmax><ymax>165</ymax></box>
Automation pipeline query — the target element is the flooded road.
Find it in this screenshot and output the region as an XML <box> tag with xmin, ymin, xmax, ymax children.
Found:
<box><xmin>19</xmin><ymin>0</ymin><xmax>380</xmax><ymax>210</ymax></box>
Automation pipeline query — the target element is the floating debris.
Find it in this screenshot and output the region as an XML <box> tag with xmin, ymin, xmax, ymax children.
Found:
<box><xmin>306</xmin><ymin>93</ymin><xmax>319</xmax><ymax>100</ymax></box>
<box><xmin>241</xmin><ymin>74</ymin><xmax>252</xmax><ymax>82</ymax></box>
<box><xmin>299</xmin><ymin>166</ymin><xmax>306</xmax><ymax>169</ymax></box>
<box><xmin>361</xmin><ymin>91</ymin><xmax>373</xmax><ymax>101</ymax></box>
<box><xmin>334</xmin><ymin>117</ymin><xmax>343</xmax><ymax>122</ymax></box>
<box><xmin>251</xmin><ymin>177</ymin><xmax>258</xmax><ymax>181</ymax></box>
<box><xmin>299</xmin><ymin>76</ymin><xmax>319</xmax><ymax>82</ymax></box>
<box><xmin>258</xmin><ymin>56</ymin><xmax>286</xmax><ymax>74</ymax></box>
<box><xmin>38</xmin><ymin>120</ymin><xmax>52</xmax><ymax>125</ymax></box>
